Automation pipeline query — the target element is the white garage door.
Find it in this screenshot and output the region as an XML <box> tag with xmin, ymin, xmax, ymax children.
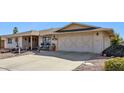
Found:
<box><xmin>58</xmin><ymin>34</ymin><xmax>93</xmax><ymax>52</ymax></box>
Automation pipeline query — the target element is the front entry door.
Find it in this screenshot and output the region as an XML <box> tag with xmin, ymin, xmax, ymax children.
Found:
<box><xmin>1</xmin><ymin>40</ymin><xmax>5</xmax><ymax>49</ymax></box>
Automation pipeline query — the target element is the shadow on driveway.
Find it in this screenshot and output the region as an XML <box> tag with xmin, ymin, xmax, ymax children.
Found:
<box><xmin>33</xmin><ymin>51</ymin><xmax>102</xmax><ymax>61</ymax></box>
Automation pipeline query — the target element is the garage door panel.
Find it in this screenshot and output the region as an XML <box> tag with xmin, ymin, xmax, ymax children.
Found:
<box><xmin>58</xmin><ymin>34</ymin><xmax>92</xmax><ymax>52</ymax></box>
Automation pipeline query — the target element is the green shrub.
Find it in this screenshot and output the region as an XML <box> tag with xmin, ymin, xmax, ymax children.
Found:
<box><xmin>105</xmin><ymin>58</ymin><xmax>124</xmax><ymax>71</ymax></box>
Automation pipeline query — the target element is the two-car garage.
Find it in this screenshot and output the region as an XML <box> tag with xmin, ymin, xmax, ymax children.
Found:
<box><xmin>57</xmin><ymin>31</ymin><xmax>109</xmax><ymax>54</ymax></box>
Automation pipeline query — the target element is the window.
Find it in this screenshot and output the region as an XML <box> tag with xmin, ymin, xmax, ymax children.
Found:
<box><xmin>8</xmin><ymin>38</ymin><xmax>12</xmax><ymax>44</ymax></box>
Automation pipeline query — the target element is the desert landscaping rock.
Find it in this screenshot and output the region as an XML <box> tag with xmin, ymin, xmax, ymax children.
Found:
<box><xmin>74</xmin><ymin>59</ymin><xmax>106</xmax><ymax>71</ymax></box>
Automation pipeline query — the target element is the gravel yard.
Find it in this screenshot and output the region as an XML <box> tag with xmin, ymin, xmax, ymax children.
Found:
<box><xmin>0</xmin><ymin>53</ymin><xmax>16</xmax><ymax>59</ymax></box>
<box><xmin>73</xmin><ymin>55</ymin><xmax>109</xmax><ymax>71</ymax></box>
<box><xmin>73</xmin><ymin>59</ymin><xmax>106</xmax><ymax>71</ymax></box>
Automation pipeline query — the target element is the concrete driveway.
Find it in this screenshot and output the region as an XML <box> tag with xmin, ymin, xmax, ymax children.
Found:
<box><xmin>0</xmin><ymin>54</ymin><xmax>83</xmax><ymax>71</ymax></box>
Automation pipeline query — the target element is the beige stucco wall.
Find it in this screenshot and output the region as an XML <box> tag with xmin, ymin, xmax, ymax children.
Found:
<box><xmin>22</xmin><ymin>37</ymin><xmax>31</xmax><ymax>49</ymax></box>
<box><xmin>103</xmin><ymin>32</ymin><xmax>111</xmax><ymax>49</ymax></box>
<box><xmin>56</xmin><ymin>31</ymin><xmax>111</xmax><ymax>53</ymax></box>
<box><xmin>39</xmin><ymin>36</ymin><xmax>43</xmax><ymax>47</ymax></box>
<box><xmin>92</xmin><ymin>31</ymin><xmax>104</xmax><ymax>53</ymax></box>
<box><xmin>4</xmin><ymin>37</ymin><xmax>22</xmax><ymax>49</ymax></box>
<box><xmin>18</xmin><ymin>37</ymin><xmax>23</xmax><ymax>48</ymax></box>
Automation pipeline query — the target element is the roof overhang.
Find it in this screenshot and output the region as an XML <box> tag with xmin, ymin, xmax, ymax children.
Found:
<box><xmin>39</xmin><ymin>30</ymin><xmax>54</xmax><ymax>36</ymax></box>
<box><xmin>54</xmin><ymin>28</ymin><xmax>115</xmax><ymax>36</ymax></box>
<box><xmin>39</xmin><ymin>28</ymin><xmax>60</xmax><ymax>36</ymax></box>
<box><xmin>55</xmin><ymin>22</ymin><xmax>115</xmax><ymax>37</ymax></box>
<box><xmin>0</xmin><ymin>31</ymin><xmax>39</xmax><ymax>38</ymax></box>
<box><xmin>56</xmin><ymin>22</ymin><xmax>99</xmax><ymax>32</ymax></box>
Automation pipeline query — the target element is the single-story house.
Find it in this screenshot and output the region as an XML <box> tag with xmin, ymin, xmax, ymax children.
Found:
<box><xmin>0</xmin><ymin>31</ymin><xmax>39</xmax><ymax>50</ymax></box>
<box><xmin>0</xmin><ymin>23</ymin><xmax>114</xmax><ymax>53</ymax></box>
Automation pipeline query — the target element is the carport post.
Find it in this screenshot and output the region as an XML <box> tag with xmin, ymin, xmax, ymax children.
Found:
<box><xmin>31</xmin><ymin>36</ymin><xmax>32</xmax><ymax>50</ymax></box>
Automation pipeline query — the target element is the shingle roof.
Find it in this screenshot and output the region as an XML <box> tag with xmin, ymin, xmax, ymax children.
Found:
<box><xmin>54</xmin><ymin>22</ymin><xmax>114</xmax><ymax>36</ymax></box>
<box><xmin>56</xmin><ymin>27</ymin><xmax>101</xmax><ymax>32</ymax></box>
<box><xmin>39</xmin><ymin>28</ymin><xmax>60</xmax><ymax>35</ymax></box>
<box><xmin>40</xmin><ymin>28</ymin><xmax>60</xmax><ymax>32</ymax></box>
<box><xmin>1</xmin><ymin>30</ymin><xmax>39</xmax><ymax>38</ymax></box>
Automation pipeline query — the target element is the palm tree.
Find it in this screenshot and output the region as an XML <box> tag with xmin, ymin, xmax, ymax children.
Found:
<box><xmin>111</xmin><ymin>33</ymin><xmax>123</xmax><ymax>45</ymax></box>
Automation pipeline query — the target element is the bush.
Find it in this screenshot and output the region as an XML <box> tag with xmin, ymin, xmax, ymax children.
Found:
<box><xmin>105</xmin><ymin>58</ymin><xmax>124</xmax><ymax>71</ymax></box>
<box><xmin>102</xmin><ymin>45</ymin><xmax>124</xmax><ymax>57</ymax></box>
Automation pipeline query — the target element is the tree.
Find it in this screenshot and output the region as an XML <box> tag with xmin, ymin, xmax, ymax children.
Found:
<box><xmin>13</xmin><ymin>27</ymin><xmax>19</xmax><ymax>49</ymax></box>
<box><xmin>111</xmin><ymin>33</ymin><xmax>123</xmax><ymax>45</ymax></box>
<box><xmin>13</xmin><ymin>27</ymin><xmax>18</xmax><ymax>34</ymax></box>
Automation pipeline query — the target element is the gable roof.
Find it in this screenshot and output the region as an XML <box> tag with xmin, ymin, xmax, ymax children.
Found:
<box><xmin>56</xmin><ymin>22</ymin><xmax>100</xmax><ymax>32</ymax></box>
<box><xmin>55</xmin><ymin>22</ymin><xmax>114</xmax><ymax>36</ymax></box>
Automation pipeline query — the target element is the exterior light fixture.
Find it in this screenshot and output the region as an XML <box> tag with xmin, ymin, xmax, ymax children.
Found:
<box><xmin>96</xmin><ymin>32</ymin><xmax>99</xmax><ymax>36</ymax></box>
<box><xmin>52</xmin><ymin>35</ymin><xmax>57</xmax><ymax>40</ymax></box>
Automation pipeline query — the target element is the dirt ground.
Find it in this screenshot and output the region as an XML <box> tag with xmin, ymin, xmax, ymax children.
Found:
<box><xmin>73</xmin><ymin>59</ymin><xmax>107</xmax><ymax>71</ymax></box>
<box><xmin>0</xmin><ymin>53</ymin><xmax>16</xmax><ymax>59</ymax></box>
<box><xmin>0</xmin><ymin>51</ymin><xmax>34</xmax><ymax>59</ymax></box>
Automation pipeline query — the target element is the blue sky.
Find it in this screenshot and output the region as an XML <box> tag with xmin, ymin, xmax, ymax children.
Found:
<box><xmin>0</xmin><ymin>22</ymin><xmax>124</xmax><ymax>38</ymax></box>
